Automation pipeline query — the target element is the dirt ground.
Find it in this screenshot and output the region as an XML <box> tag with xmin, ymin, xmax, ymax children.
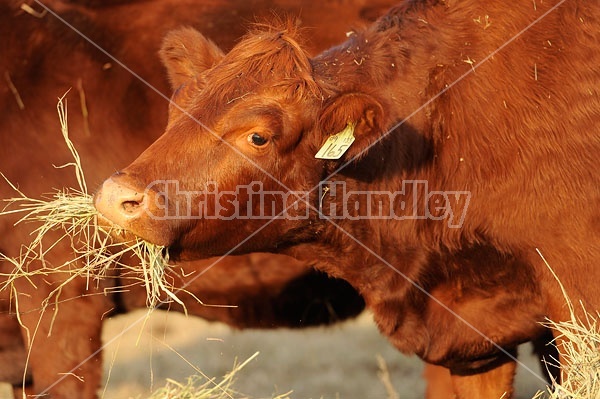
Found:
<box><xmin>100</xmin><ymin>309</ymin><xmax>550</xmax><ymax>399</ymax></box>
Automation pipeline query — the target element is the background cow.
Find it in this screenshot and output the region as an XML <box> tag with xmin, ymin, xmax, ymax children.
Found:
<box><xmin>0</xmin><ymin>0</ymin><xmax>404</xmax><ymax>397</ymax></box>
<box><xmin>94</xmin><ymin>0</ymin><xmax>599</xmax><ymax>398</ymax></box>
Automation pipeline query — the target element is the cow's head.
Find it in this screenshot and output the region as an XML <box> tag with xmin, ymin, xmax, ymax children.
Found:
<box><xmin>94</xmin><ymin>24</ymin><xmax>391</xmax><ymax>258</ymax></box>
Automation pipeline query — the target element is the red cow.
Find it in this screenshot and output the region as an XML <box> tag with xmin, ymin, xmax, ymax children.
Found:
<box><xmin>95</xmin><ymin>0</ymin><xmax>599</xmax><ymax>397</ymax></box>
<box><xmin>1</xmin><ymin>0</ymin><xmax>408</xmax><ymax>397</ymax></box>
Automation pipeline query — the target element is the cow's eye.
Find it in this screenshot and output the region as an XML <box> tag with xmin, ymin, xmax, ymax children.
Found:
<box><xmin>247</xmin><ymin>132</ymin><xmax>269</xmax><ymax>147</ymax></box>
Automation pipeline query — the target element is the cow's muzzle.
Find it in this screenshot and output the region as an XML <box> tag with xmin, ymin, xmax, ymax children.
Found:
<box><xmin>94</xmin><ymin>176</ymin><xmax>172</xmax><ymax>246</ymax></box>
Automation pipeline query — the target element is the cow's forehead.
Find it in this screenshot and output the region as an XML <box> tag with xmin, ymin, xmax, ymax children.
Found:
<box><xmin>198</xmin><ymin>28</ymin><xmax>320</xmax><ymax>108</ymax></box>
<box><xmin>168</xmin><ymin>27</ymin><xmax>322</xmax><ymax>137</ymax></box>
<box><xmin>187</xmin><ymin>89</ymin><xmax>312</xmax><ymax>142</ymax></box>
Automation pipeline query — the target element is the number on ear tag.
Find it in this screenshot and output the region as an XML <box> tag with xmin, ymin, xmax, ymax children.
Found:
<box><xmin>315</xmin><ymin>123</ymin><xmax>356</xmax><ymax>160</ymax></box>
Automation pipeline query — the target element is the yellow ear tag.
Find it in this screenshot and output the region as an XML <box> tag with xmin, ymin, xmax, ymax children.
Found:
<box><xmin>315</xmin><ymin>123</ymin><xmax>356</xmax><ymax>160</ymax></box>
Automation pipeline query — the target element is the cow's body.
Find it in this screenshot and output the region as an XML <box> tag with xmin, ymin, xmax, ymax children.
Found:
<box><xmin>95</xmin><ymin>0</ymin><xmax>599</xmax><ymax>397</ymax></box>
<box><xmin>0</xmin><ymin>0</ymin><xmax>412</xmax><ymax>397</ymax></box>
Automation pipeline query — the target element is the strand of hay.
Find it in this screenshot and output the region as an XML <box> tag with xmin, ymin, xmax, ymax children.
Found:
<box><xmin>20</xmin><ymin>3</ymin><xmax>48</xmax><ymax>18</ymax></box>
<box><xmin>76</xmin><ymin>78</ymin><xmax>91</xmax><ymax>136</ymax></box>
<box><xmin>376</xmin><ymin>354</ymin><xmax>400</xmax><ymax>399</ymax></box>
<box><xmin>4</xmin><ymin>71</ymin><xmax>25</xmax><ymax>110</ymax></box>
<box><xmin>532</xmin><ymin>249</ymin><xmax>600</xmax><ymax>399</ymax></box>
<box><xmin>0</xmin><ymin>93</ymin><xmax>186</xmax><ymax>311</ymax></box>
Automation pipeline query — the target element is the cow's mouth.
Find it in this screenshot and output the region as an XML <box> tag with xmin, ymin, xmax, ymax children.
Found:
<box><xmin>95</xmin><ymin>212</ymin><xmax>141</xmax><ymax>244</ymax></box>
<box><xmin>94</xmin><ymin>209</ymin><xmax>175</xmax><ymax>248</ymax></box>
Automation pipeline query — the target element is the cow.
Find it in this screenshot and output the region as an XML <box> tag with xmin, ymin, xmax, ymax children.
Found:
<box><xmin>94</xmin><ymin>0</ymin><xmax>600</xmax><ymax>397</ymax></box>
<box><xmin>0</xmin><ymin>0</ymin><xmax>411</xmax><ymax>397</ymax></box>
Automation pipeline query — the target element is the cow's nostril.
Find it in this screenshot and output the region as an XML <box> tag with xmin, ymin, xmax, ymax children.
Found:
<box><xmin>94</xmin><ymin>177</ymin><xmax>149</xmax><ymax>224</ymax></box>
<box><xmin>121</xmin><ymin>199</ymin><xmax>143</xmax><ymax>214</ymax></box>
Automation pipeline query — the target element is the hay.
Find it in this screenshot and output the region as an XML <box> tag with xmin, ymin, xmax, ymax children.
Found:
<box><xmin>148</xmin><ymin>351</ymin><xmax>293</xmax><ymax>399</ymax></box>
<box><xmin>532</xmin><ymin>249</ymin><xmax>600</xmax><ymax>399</ymax></box>
<box><xmin>376</xmin><ymin>354</ymin><xmax>399</xmax><ymax>399</ymax></box>
<box><xmin>20</xmin><ymin>3</ymin><xmax>48</xmax><ymax>18</ymax></box>
<box><xmin>76</xmin><ymin>78</ymin><xmax>91</xmax><ymax>136</ymax></box>
<box><xmin>534</xmin><ymin>309</ymin><xmax>600</xmax><ymax>399</ymax></box>
<box><xmin>0</xmin><ymin>93</ymin><xmax>185</xmax><ymax>311</ymax></box>
<box><xmin>4</xmin><ymin>71</ymin><xmax>25</xmax><ymax>110</ymax></box>
<box><xmin>148</xmin><ymin>352</ymin><xmax>267</xmax><ymax>399</ymax></box>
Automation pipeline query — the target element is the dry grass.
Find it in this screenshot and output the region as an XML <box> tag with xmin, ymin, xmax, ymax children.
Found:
<box><xmin>4</xmin><ymin>71</ymin><xmax>25</xmax><ymax>110</ymax></box>
<box><xmin>0</xmin><ymin>94</ymin><xmax>186</xmax><ymax>311</ymax></box>
<box><xmin>148</xmin><ymin>353</ymin><xmax>255</xmax><ymax>399</ymax></box>
<box><xmin>376</xmin><ymin>354</ymin><xmax>400</xmax><ymax>399</ymax></box>
<box><xmin>532</xmin><ymin>249</ymin><xmax>600</xmax><ymax>399</ymax></box>
<box><xmin>147</xmin><ymin>352</ymin><xmax>293</xmax><ymax>399</ymax></box>
<box><xmin>146</xmin><ymin>347</ymin><xmax>399</xmax><ymax>399</ymax></box>
<box><xmin>534</xmin><ymin>311</ymin><xmax>600</xmax><ymax>399</ymax></box>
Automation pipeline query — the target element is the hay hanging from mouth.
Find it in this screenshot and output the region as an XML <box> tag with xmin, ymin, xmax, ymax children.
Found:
<box><xmin>0</xmin><ymin>92</ymin><xmax>185</xmax><ymax>311</ymax></box>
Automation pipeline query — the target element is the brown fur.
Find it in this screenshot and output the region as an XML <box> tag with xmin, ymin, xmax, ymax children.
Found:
<box><xmin>95</xmin><ymin>0</ymin><xmax>599</xmax><ymax>397</ymax></box>
<box><xmin>0</xmin><ymin>1</ymin><xmax>411</xmax><ymax>397</ymax></box>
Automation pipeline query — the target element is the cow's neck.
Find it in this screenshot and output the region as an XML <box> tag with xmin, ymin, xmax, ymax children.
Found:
<box><xmin>297</xmin><ymin>1</ymin><xmax>480</xmax><ymax>304</ymax></box>
<box><xmin>313</xmin><ymin>1</ymin><xmax>459</xmax><ymax>133</ymax></box>
<box><xmin>281</xmin><ymin>0</ymin><xmax>569</xmax><ymax>369</ymax></box>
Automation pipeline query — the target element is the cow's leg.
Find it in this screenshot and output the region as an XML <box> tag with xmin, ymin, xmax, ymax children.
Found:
<box><xmin>450</xmin><ymin>358</ymin><xmax>517</xmax><ymax>399</ymax></box>
<box><xmin>0</xmin><ymin>312</ymin><xmax>29</xmax><ymax>385</ymax></box>
<box><xmin>14</xmin><ymin>275</ymin><xmax>113</xmax><ymax>399</ymax></box>
<box><xmin>428</xmin><ymin>334</ymin><xmax>558</xmax><ymax>399</ymax></box>
<box><xmin>423</xmin><ymin>363</ymin><xmax>454</xmax><ymax>399</ymax></box>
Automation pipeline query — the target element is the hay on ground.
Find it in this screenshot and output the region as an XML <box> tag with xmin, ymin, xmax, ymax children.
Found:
<box><xmin>533</xmin><ymin>249</ymin><xmax>600</xmax><ymax>399</ymax></box>
<box><xmin>146</xmin><ymin>352</ymin><xmax>292</xmax><ymax>399</ymax></box>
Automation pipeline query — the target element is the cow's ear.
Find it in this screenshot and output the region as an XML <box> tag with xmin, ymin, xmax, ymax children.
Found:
<box><xmin>316</xmin><ymin>92</ymin><xmax>386</xmax><ymax>161</ymax></box>
<box><xmin>159</xmin><ymin>27</ymin><xmax>225</xmax><ymax>90</ymax></box>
